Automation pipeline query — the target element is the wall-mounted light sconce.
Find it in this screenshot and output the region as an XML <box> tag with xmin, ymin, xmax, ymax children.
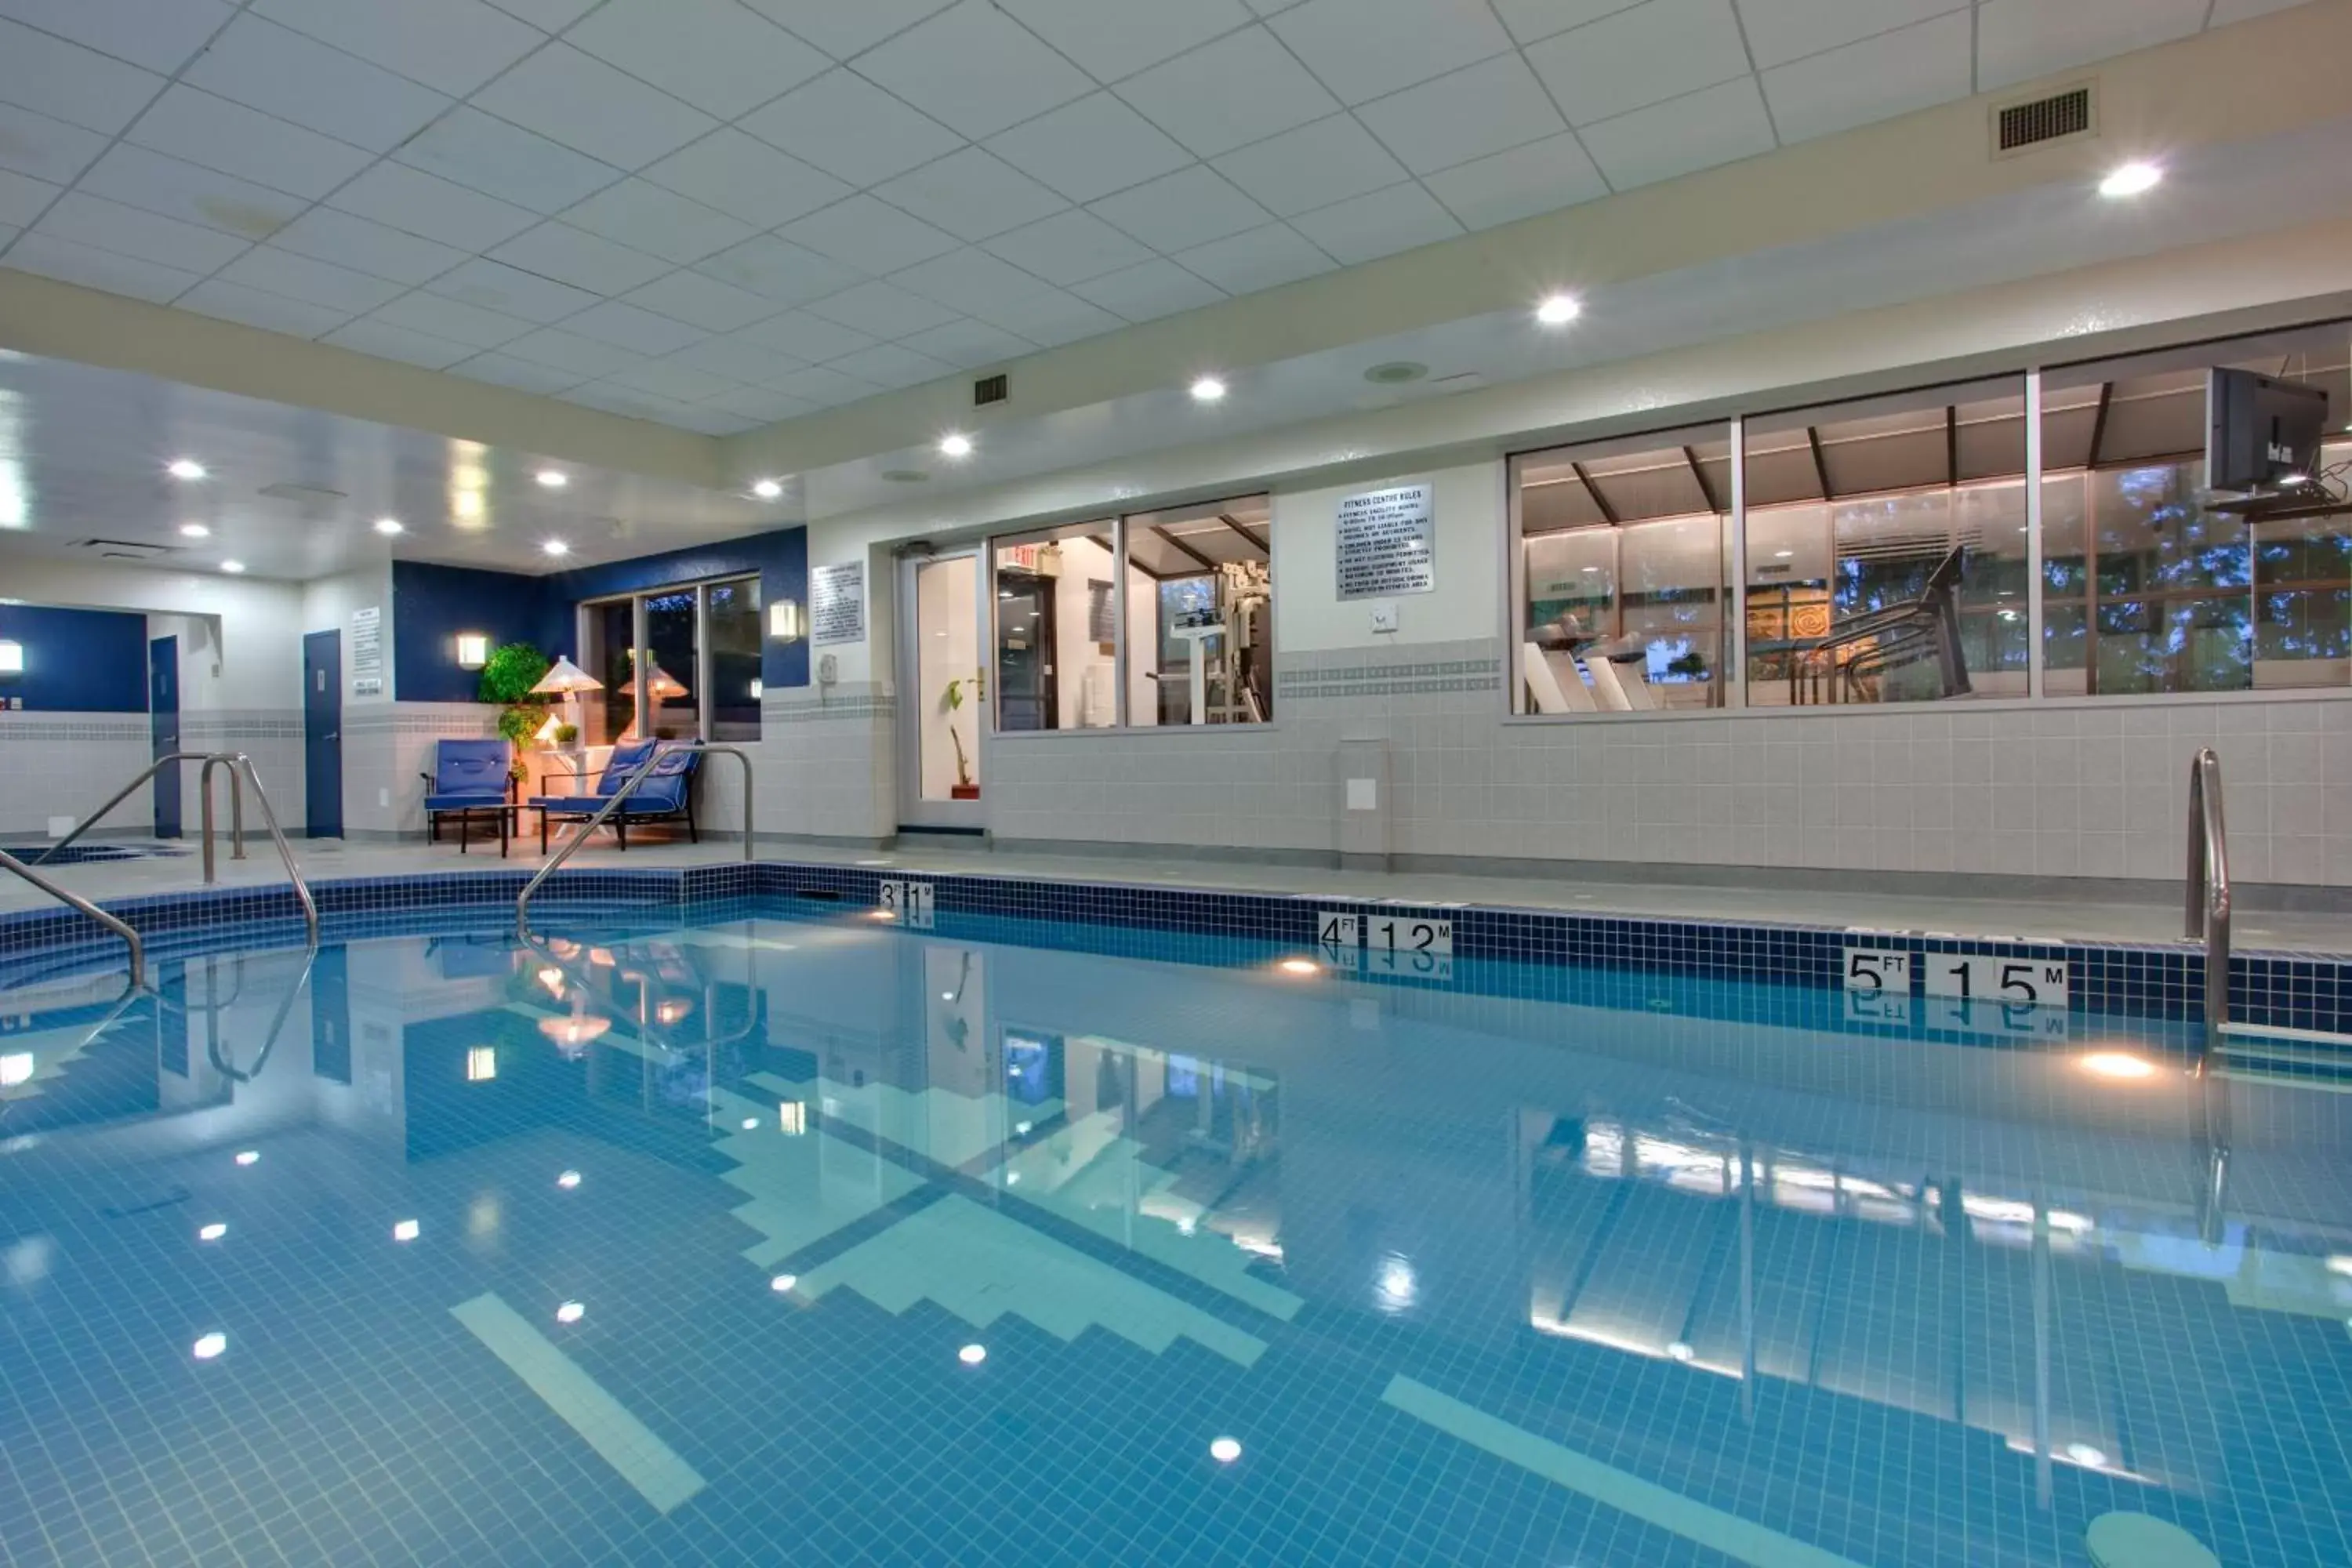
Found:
<box><xmin>456</xmin><ymin>632</ymin><xmax>489</xmax><ymax>670</ymax></box>
<box><xmin>768</xmin><ymin>599</ymin><xmax>803</xmax><ymax>641</ymax></box>
<box><xmin>0</xmin><ymin>640</ymin><xmax>21</xmax><ymax>676</ymax></box>
<box><xmin>749</xmin><ymin>678</ymin><xmax>764</xmax><ymax>700</ymax></box>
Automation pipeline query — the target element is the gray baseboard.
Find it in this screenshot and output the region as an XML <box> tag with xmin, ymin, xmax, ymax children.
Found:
<box><xmin>983</xmin><ymin>837</ymin><xmax>1338</xmax><ymax>869</ymax></box>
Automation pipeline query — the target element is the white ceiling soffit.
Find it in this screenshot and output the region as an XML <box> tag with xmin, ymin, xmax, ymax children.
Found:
<box><xmin>0</xmin><ymin>0</ymin><xmax>2329</xmax><ymax>443</ymax></box>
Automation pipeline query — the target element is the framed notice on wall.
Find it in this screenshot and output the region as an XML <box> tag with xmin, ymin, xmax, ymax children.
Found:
<box><xmin>811</xmin><ymin>561</ymin><xmax>866</xmax><ymax>646</ymax></box>
<box><xmin>1335</xmin><ymin>482</ymin><xmax>1434</xmax><ymax>600</ymax></box>
<box><xmin>349</xmin><ymin>606</ymin><xmax>383</xmax><ymax>696</ymax></box>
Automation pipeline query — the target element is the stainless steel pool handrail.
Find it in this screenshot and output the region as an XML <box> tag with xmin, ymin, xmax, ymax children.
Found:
<box><xmin>2186</xmin><ymin>746</ymin><xmax>2230</xmax><ymax>1047</ymax></box>
<box><xmin>517</xmin><ymin>741</ymin><xmax>753</xmax><ymax>938</ymax></box>
<box><xmin>0</xmin><ymin>848</ymin><xmax>144</xmax><ymax>980</ymax></box>
<box><xmin>31</xmin><ymin>751</ymin><xmax>241</xmax><ymax>866</ymax></box>
<box><xmin>198</xmin><ymin>755</ymin><xmax>248</xmax><ymax>876</ymax></box>
<box><xmin>220</xmin><ymin>754</ymin><xmax>318</xmax><ymax>946</ymax></box>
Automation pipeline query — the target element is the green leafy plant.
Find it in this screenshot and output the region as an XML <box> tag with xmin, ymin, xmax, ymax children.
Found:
<box><xmin>477</xmin><ymin>642</ymin><xmax>552</xmax><ymax>777</ymax></box>
<box><xmin>941</xmin><ymin>671</ymin><xmax>982</xmax><ymax>789</ymax></box>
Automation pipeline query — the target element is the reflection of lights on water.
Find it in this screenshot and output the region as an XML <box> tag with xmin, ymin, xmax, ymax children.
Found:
<box><xmin>192</xmin><ymin>1332</ymin><xmax>227</xmax><ymax>1360</ymax></box>
<box><xmin>557</xmin><ymin>1170</ymin><xmax>582</xmax><ymax>1189</ymax></box>
<box><xmin>771</xmin><ymin>1273</ymin><xmax>797</xmax><ymax>1293</ymax></box>
<box><xmin>234</xmin><ymin>1150</ymin><xmax>260</xmax><ymax>1166</ymax></box>
<box><xmin>1667</xmin><ymin>1341</ymin><xmax>1694</xmax><ymax>1363</ymax></box>
<box><xmin>655</xmin><ymin>999</ymin><xmax>691</xmax><ymax>1026</ymax></box>
<box><xmin>2328</xmin><ymin>1254</ymin><xmax>2352</xmax><ymax>1277</ymax></box>
<box><xmin>740</xmin><ymin>1117</ymin><xmax>759</xmax><ymax>1131</ymax></box>
<box><xmin>470</xmin><ymin>1195</ymin><xmax>500</xmax><ymax>1239</ymax></box>
<box><xmin>466</xmin><ymin>1046</ymin><xmax>498</xmax><ymax>1081</ymax></box>
<box><xmin>1013</xmin><ymin>1120</ymin><xmax>1032</xmax><ymax>1136</ymax></box>
<box><xmin>867</xmin><ymin>910</ymin><xmax>897</xmax><ymax>922</ymax></box>
<box><xmin>1375</xmin><ymin>1254</ymin><xmax>1417</xmax><ymax>1312</ymax></box>
<box><xmin>1005</xmin><ymin>1171</ymin><xmax>1022</xmax><ymax>1185</ymax></box>
<box><xmin>555</xmin><ymin>1301</ymin><xmax>585</xmax><ymax>1324</ymax></box>
<box><xmin>2079</xmin><ymin>1051</ymin><xmax>2156</xmax><ymax>1080</ymax></box>
<box><xmin>1177</xmin><ymin>1218</ymin><xmax>1196</xmax><ymax>1236</ymax></box>
<box><xmin>1276</xmin><ymin>958</ymin><xmax>1319</xmax><ymax>976</ymax></box>
<box><xmin>198</xmin><ymin>1223</ymin><xmax>227</xmax><ymax>1242</ymax></box>
<box><xmin>535</xmin><ymin>967</ymin><xmax>565</xmax><ymax>999</ymax></box>
<box><xmin>779</xmin><ymin>1102</ymin><xmax>807</xmax><ymax>1134</ymax></box>
<box><xmin>0</xmin><ymin>1052</ymin><xmax>31</xmax><ymax>1087</ymax></box>
<box><xmin>2065</xmin><ymin>1443</ymin><xmax>2110</xmax><ymax>1468</ymax></box>
<box><xmin>392</xmin><ymin>1219</ymin><xmax>419</xmax><ymax>1243</ymax></box>
<box><xmin>959</xmin><ymin>1344</ymin><xmax>986</xmax><ymax>1366</ymax></box>
<box><xmin>1210</xmin><ymin>1436</ymin><xmax>1242</xmax><ymax>1464</ymax></box>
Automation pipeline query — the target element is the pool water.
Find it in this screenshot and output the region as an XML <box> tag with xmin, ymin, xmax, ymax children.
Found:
<box><xmin>2</xmin><ymin>899</ymin><xmax>2347</xmax><ymax>1566</ymax></box>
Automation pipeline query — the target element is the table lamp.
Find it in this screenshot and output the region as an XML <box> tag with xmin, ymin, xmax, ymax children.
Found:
<box><xmin>529</xmin><ymin>654</ymin><xmax>601</xmax><ymax>753</ymax></box>
<box><xmin>619</xmin><ymin>658</ymin><xmax>690</xmax><ymax>740</ymax></box>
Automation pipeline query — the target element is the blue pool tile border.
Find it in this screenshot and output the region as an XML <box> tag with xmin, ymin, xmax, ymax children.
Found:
<box><xmin>1</xmin><ymin>859</ymin><xmax>2346</xmax><ymax>1034</ymax></box>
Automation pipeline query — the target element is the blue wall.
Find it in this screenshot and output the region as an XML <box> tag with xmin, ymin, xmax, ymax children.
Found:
<box><xmin>392</xmin><ymin>527</ymin><xmax>808</xmax><ymax>702</ymax></box>
<box><xmin>0</xmin><ymin>604</ymin><xmax>149</xmax><ymax>712</ymax></box>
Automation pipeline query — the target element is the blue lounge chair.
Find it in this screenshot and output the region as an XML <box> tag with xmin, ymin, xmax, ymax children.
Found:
<box><xmin>419</xmin><ymin>738</ymin><xmax>515</xmax><ymax>856</ymax></box>
<box><xmin>527</xmin><ymin>738</ymin><xmax>701</xmax><ymax>854</ymax></box>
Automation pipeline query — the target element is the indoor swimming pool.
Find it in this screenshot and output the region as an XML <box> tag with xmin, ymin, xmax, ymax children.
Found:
<box><xmin>2</xmin><ymin>894</ymin><xmax>2345</xmax><ymax>1567</ymax></box>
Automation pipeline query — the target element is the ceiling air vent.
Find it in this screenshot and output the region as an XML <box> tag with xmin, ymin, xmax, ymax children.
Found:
<box><xmin>1992</xmin><ymin>83</ymin><xmax>2095</xmax><ymax>157</ymax></box>
<box><xmin>74</xmin><ymin>538</ymin><xmax>174</xmax><ymax>561</ymax></box>
<box><xmin>973</xmin><ymin>373</ymin><xmax>1007</xmax><ymax>407</ymax></box>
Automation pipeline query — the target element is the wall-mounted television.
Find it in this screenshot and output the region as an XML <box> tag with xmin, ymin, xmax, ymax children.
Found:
<box><xmin>2206</xmin><ymin>367</ymin><xmax>2328</xmax><ymax>492</ymax></box>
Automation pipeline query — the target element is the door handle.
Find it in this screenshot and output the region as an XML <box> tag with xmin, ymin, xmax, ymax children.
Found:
<box><xmin>322</xmin><ymin>731</ymin><xmax>339</xmax><ymax>741</ymax></box>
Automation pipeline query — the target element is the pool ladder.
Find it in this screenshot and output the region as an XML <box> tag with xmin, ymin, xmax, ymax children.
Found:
<box><xmin>0</xmin><ymin>751</ymin><xmax>318</xmax><ymax>985</ymax></box>
<box><xmin>517</xmin><ymin>741</ymin><xmax>753</xmax><ymax>939</ymax></box>
<box><xmin>2184</xmin><ymin>746</ymin><xmax>2230</xmax><ymax>1051</ymax></box>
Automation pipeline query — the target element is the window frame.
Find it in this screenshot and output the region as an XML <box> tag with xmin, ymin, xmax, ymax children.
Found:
<box><xmin>573</xmin><ymin>570</ymin><xmax>761</xmax><ymax>744</ymax></box>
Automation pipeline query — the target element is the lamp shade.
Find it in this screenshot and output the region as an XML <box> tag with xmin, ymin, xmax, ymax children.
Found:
<box><xmin>530</xmin><ymin>654</ymin><xmax>602</xmax><ymax>695</ymax></box>
<box><xmin>619</xmin><ymin>659</ymin><xmax>689</xmax><ymax>699</ymax></box>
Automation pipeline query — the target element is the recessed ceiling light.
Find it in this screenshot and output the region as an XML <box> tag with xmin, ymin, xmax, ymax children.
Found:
<box><xmin>1536</xmin><ymin>293</ymin><xmax>1581</xmax><ymax>326</ymax></box>
<box><xmin>179</xmin><ymin>523</ymin><xmax>210</xmax><ymax>539</ymax></box>
<box><xmin>167</xmin><ymin>459</ymin><xmax>206</xmax><ymax>481</ymax></box>
<box><xmin>753</xmin><ymin>477</ymin><xmax>783</xmax><ymax>499</ymax></box>
<box><xmin>220</xmin><ymin>560</ymin><xmax>246</xmax><ymax>574</ymax></box>
<box><xmin>535</xmin><ymin>468</ymin><xmax>568</xmax><ymax>488</ymax></box>
<box><xmin>373</xmin><ymin>517</ymin><xmax>403</xmax><ymax>535</ymax></box>
<box><xmin>1190</xmin><ymin>376</ymin><xmax>1227</xmax><ymax>403</ymax></box>
<box><xmin>2099</xmin><ymin>161</ymin><xmax>2161</xmax><ymax>198</ymax></box>
<box><xmin>1363</xmin><ymin>361</ymin><xmax>1427</xmax><ymax>385</ymax></box>
<box><xmin>938</xmin><ymin>433</ymin><xmax>973</xmax><ymax>459</ymax></box>
<box><xmin>542</xmin><ymin>539</ymin><xmax>570</xmax><ymax>557</ymax></box>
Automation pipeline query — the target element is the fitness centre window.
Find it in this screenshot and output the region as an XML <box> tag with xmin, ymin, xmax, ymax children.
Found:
<box><xmin>1512</xmin><ymin>426</ymin><xmax>1730</xmax><ymax>714</ymax></box>
<box><xmin>992</xmin><ymin>520</ymin><xmax>1119</xmax><ymax>732</ymax></box>
<box><xmin>1123</xmin><ymin>495</ymin><xmax>1273</xmax><ymax>726</ymax></box>
<box><xmin>2040</xmin><ymin>324</ymin><xmax>2350</xmax><ymax>695</ymax></box>
<box><xmin>1742</xmin><ymin>378</ymin><xmax>2030</xmax><ymax>706</ymax></box>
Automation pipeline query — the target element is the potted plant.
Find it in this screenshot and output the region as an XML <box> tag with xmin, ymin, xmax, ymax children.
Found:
<box><xmin>943</xmin><ymin>670</ymin><xmax>981</xmax><ymax>799</ymax></box>
<box><xmin>477</xmin><ymin>642</ymin><xmax>553</xmax><ymax>781</ymax></box>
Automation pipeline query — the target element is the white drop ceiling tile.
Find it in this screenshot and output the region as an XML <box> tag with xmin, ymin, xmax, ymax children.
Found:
<box><xmin>323</xmin><ymin>316</ymin><xmax>476</xmax><ymax>368</ymax></box>
<box><xmin>695</xmin><ymin>233</ymin><xmax>863</xmax><ymax>307</ymax></box>
<box><xmin>396</xmin><ymin>107</ymin><xmax>622</xmax><ymax>216</ymax></box>
<box><xmin>125</xmin><ymin>87</ymin><xmax>372</xmax><ymax>201</ymax></box>
<box><xmin>567</xmin><ymin>0</ymin><xmax>828</xmax><ymax>119</ymax></box>
<box><xmin>1115</xmin><ymin>25</ymin><xmax>1339</xmax><ymax>159</ymax></box>
<box><xmin>75</xmin><ymin>144</ymin><xmax>307</xmax><ymax>242</ymax></box>
<box><xmin>1762</xmin><ymin>11</ymin><xmax>1972</xmax><ymax>145</ymax></box>
<box><xmin>1071</xmin><ymin>256</ymin><xmax>1224</xmax><ymax>321</ymax></box>
<box><xmin>559</xmin><ymin>380</ymin><xmax>697</xmax><ymax>423</ymax></box>
<box><xmin>270</xmin><ymin>207</ymin><xmax>466</xmax><ymax>285</ymax></box>
<box><xmin>37</xmin><ymin>191</ymin><xmax>249</xmax><ymax>273</ymax></box>
<box><xmin>482</xmin><ymin>0</ymin><xmax>593</xmax><ymax>27</ymax></box>
<box><xmin>1488</xmin><ymin>0</ymin><xmax>1644</xmax><ymax>44</ymax></box>
<box><xmin>500</xmin><ymin>325</ymin><xmax>644</xmax><ymax>376</ymax></box>
<box><xmin>364</xmin><ymin>289</ymin><xmax>539</xmax><ymax>348</ymax></box>
<box><xmin>426</xmin><ymin>255</ymin><xmax>600</xmax><ymax>321</ymax></box>
<box><xmin>1356</xmin><ymin>54</ymin><xmax>1567</xmax><ymax>176</ymax></box>
<box><xmin>1976</xmin><ymin>0</ymin><xmax>2207</xmax><ymax>92</ymax></box>
<box><xmin>0</xmin><ymin>16</ymin><xmax>165</xmax><ymax>134</ymax></box>
<box><xmin>176</xmin><ymin>277</ymin><xmax>351</xmax><ymax>337</ymax></box>
<box><xmin>898</xmin><ymin>317</ymin><xmax>1033</xmax><ymax>368</ymax></box>
<box><xmin>664</xmin><ymin>336</ymin><xmax>808</xmax><ymax>384</ymax></box>
<box><xmin>699</xmin><ymin>383</ymin><xmax>818</xmax><ymax>423</ymax></box>
<box><xmin>890</xmin><ymin>248</ymin><xmax>1054</xmax><ymax>316</ymax></box>
<box><xmin>181</xmin><ymin>15</ymin><xmax>449</xmax><ymax>153</ymax></box>
<box><xmin>0</xmin><ymin>168</ymin><xmax>57</xmax><ymax>228</ymax></box>
<box><xmin>985</xmin><ymin>93</ymin><xmax>1194</xmax><ymax>205</ymax></box>
<box><xmin>1268</xmin><ymin>0</ymin><xmax>1515</xmax><ymax>104</ymax></box>
<box><xmin>1210</xmin><ymin>114</ymin><xmax>1407</xmax><ymax>218</ymax></box>
<box><xmin>782</xmin><ymin>194</ymin><xmax>960</xmax><ymax>275</ymax></box>
<box><xmin>1733</xmin><ymin>0</ymin><xmax>1962</xmax><ymax>69</ymax></box>
<box><xmin>253</xmin><ymin>0</ymin><xmax>542</xmax><ymax>95</ymax></box>
<box><xmin>560</xmin><ymin>298</ymin><xmax>707</xmax><ymax>354</ymax></box>
<box><xmin>559</xmin><ymin>179</ymin><xmax>753</xmax><ymax>265</ymax></box>
<box><xmin>959</xmin><ymin>285</ymin><xmax>1121</xmax><ymax>346</ymax></box>
<box><xmin>1526</xmin><ymin>0</ymin><xmax>1755</xmax><ymax>125</ymax></box>
<box><xmin>1288</xmin><ymin>180</ymin><xmax>1461</xmax><ymax>263</ymax></box>
<box><xmin>738</xmin><ymin>69</ymin><xmax>964</xmax><ymax>188</ymax></box>
<box><xmin>1087</xmin><ymin>164</ymin><xmax>1270</xmax><ymax>252</ymax></box>
<box><xmin>1577</xmin><ymin>74</ymin><xmax>1775</xmax><ymax>189</ymax></box>
<box><xmin>622</xmin><ymin>268</ymin><xmax>779</xmax><ymax>332</ymax></box>
<box><xmin>0</xmin><ymin>0</ymin><xmax>233</xmax><ymax>73</ymax></box>
<box><xmin>0</xmin><ymin>102</ymin><xmax>107</xmax><ymax>185</ymax></box>
<box><xmin>328</xmin><ymin>162</ymin><xmax>541</xmax><ymax>250</ymax></box>
<box><xmin>802</xmin><ymin>278</ymin><xmax>959</xmax><ymax>339</ymax></box>
<box><xmin>981</xmin><ymin>209</ymin><xmax>1153</xmax><ymax>285</ymax></box>
<box><xmin>473</xmin><ymin>42</ymin><xmax>718</xmax><ymax>171</ymax></box>
<box><xmin>216</xmin><ymin>245</ymin><xmax>406</xmax><ymax>312</ymax></box>
<box><xmin>448</xmin><ymin>352</ymin><xmax>586</xmax><ymax>394</ymax></box>
<box><xmin>1167</xmin><ymin>220</ymin><xmax>1333</xmax><ymax>294</ymax></box>
<box><xmin>737</xmin><ymin>0</ymin><xmax>955</xmax><ymax>57</ymax></box>
<box><xmin>1422</xmin><ymin>130</ymin><xmax>1608</xmax><ymax>228</ymax></box>
<box><xmin>641</xmin><ymin>129</ymin><xmax>851</xmax><ymax>229</ymax></box>
<box><xmin>740</xmin><ymin>308</ymin><xmax>878</xmax><ymax>362</ymax></box>
<box><xmin>996</xmin><ymin>0</ymin><xmax>1254</xmax><ymax>82</ymax></box>
<box><xmin>489</xmin><ymin>221</ymin><xmax>672</xmax><ymax>295</ymax></box>
<box><xmin>828</xmin><ymin>341</ymin><xmax>956</xmax><ymax>390</ymax></box>
<box><xmin>875</xmin><ymin>147</ymin><xmax>1068</xmax><ymax>242</ymax></box>
<box><xmin>766</xmin><ymin>362</ymin><xmax>884</xmax><ymax>408</ymax></box>
<box><xmin>605</xmin><ymin>358</ymin><xmax>739</xmax><ymax>402</ymax></box>
<box><xmin>666</xmin><ymin>404</ymin><xmax>763</xmax><ymax>435</ymax></box>
<box><xmin>853</xmin><ymin>0</ymin><xmax>1093</xmax><ymax>140</ymax></box>
<box><xmin>3</xmin><ymin>231</ymin><xmax>201</xmax><ymax>302</ymax></box>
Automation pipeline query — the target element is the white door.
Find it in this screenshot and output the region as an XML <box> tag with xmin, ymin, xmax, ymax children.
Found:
<box><xmin>896</xmin><ymin>550</ymin><xmax>988</xmax><ymax>831</ymax></box>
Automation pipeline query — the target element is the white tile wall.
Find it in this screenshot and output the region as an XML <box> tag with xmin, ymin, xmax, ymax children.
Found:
<box><xmin>0</xmin><ymin>712</ymin><xmax>153</xmax><ymax>840</ymax></box>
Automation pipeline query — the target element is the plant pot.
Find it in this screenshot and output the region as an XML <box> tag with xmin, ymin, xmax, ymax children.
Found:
<box><xmin>950</xmin><ymin>785</ymin><xmax>980</xmax><ymax>800</ymax></box>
